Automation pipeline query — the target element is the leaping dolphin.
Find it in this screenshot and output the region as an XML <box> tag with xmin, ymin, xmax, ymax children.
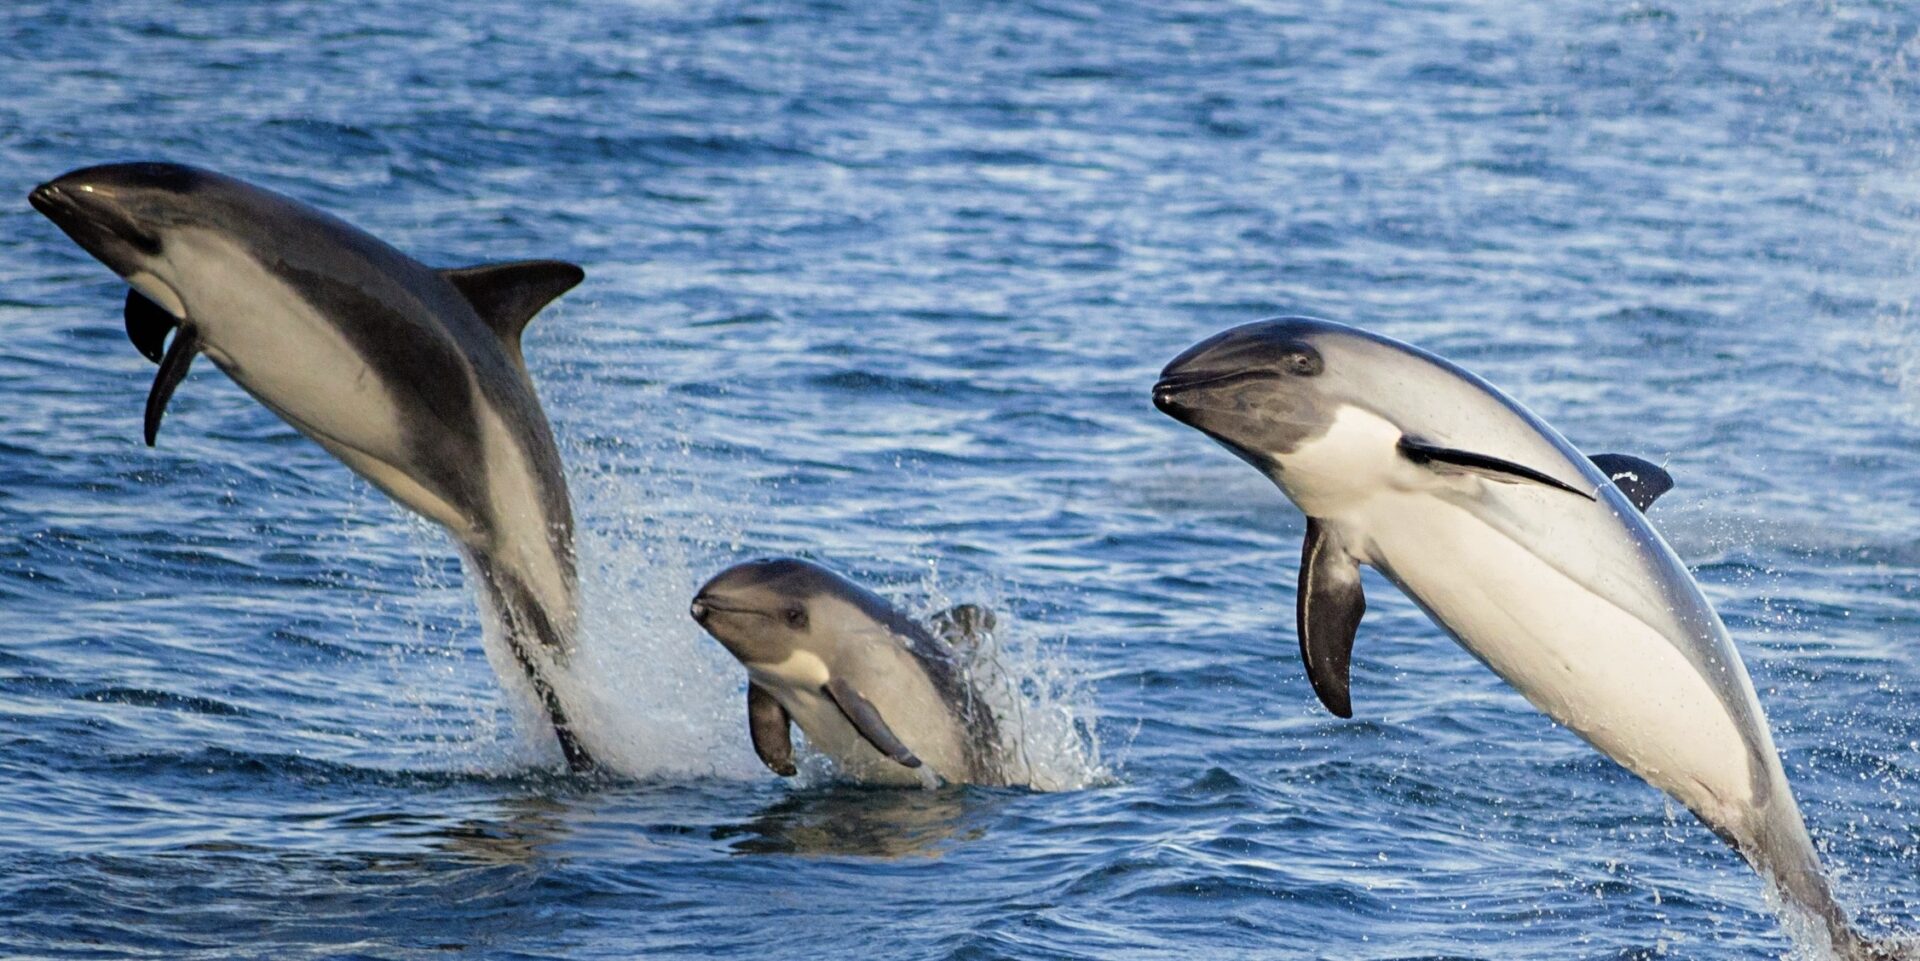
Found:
<box><xmin>691</xmin><ymin>558</ymin><xmax>1004</xmax><ymax>786</ymax></box>
<box><xmin>1153</xmin><ymin>316</ymin><xmax>1903</xmax><ymax>958</ymax></box>
<box><xmin>30</xmin><ymin>162</ymin><xmax>596</xmax><ymax>770</ymax></box>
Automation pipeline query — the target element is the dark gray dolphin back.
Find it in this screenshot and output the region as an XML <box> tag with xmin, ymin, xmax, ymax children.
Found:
<box><xmin>63</xmin><ymin>164</ymin><xmax>575</xmax><ymax>564</ymax></box>
<box><xmin>232</xmin><ymin>175</ymin><xmax>575</xmax><ymax>564</ymax></box>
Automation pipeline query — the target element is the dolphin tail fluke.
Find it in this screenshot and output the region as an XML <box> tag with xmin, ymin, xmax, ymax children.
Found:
<box><xmin>465</xmin><ymin>551</ymin><xmax>595</xmax><ymax>773</ymax></box>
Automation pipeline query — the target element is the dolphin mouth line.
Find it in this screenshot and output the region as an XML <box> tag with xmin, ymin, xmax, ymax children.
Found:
<box><xmin>689</xmin><ymin>598</ymin><xmax>773</xmax><ymax>620</ymax></box>
<box><xmin>1153</xmin><ymin>369</ymin><xmax>1276</xmax><ymax>400</ymax></box>
<box><xmin>27</xmin><ymin>183</ymin><xmax>67</xmax><ymax>218</ymax></box>
<box><xmin>27</xmin><ymin>182</ymin><xmax>164</xmax><ymax>256</ymax></box>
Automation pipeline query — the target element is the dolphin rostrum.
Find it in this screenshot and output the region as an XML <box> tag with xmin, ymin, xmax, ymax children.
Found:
<box><xmin>691</xmin><ymin>557</ymin><xmax>1004</xmax><ymax>786</ymax></box>
<box><xmin>1154</xmin><ymin>316</ymin><xmax>1904</xmax><ymax>958</ymax></box>
<box><xmin>31</xmin><ymin>162</ymin><xmax>596</xmax><ymax>770</ymax></box>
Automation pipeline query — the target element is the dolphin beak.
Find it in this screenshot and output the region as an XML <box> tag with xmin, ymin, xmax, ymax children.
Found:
<box><xmin>1153</xmin><ymin>368</ymin><xmax>1275</xmax><ymax>418</ymax></box>
<box><xmin>689</xmin><ymin>593</ymin><xmax>764</xmax><ymax>627</ymax></box>
<box><xmin>28</xmin><ymin>182</ymin><xmax>70</xmax><ymax>219</ymax></box>
<box><xmin>1151</xmin><ymin>370</ymin><xmax>1221</xmax><ymax>418</ymax></box>
<box><xmin>27</xmin><ymin>177</ymin><xmax>162</xmax><ymax>264</ymax></box>
<box><xmin>1151</xmin><ymin>381</ymin><xmax>1182</xmax><ymax>416</ymax></box>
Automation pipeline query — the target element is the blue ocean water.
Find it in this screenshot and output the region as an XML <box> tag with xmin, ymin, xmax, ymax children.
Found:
<box><xmin>3</xmin><ymin>0</ymin><xmax>1920</xmax><ymax>957</ymax></box>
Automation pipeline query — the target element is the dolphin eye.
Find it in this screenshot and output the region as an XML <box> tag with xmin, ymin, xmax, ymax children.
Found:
<box><xmin>1280</xmin><ymin>344</ymin><xmax>1322</xmax><ymax>377</ymax></box>
<box><xmin>783</xmin><ymin>605</ymin><xmax>809</xmax><ymax>630</ymax></box>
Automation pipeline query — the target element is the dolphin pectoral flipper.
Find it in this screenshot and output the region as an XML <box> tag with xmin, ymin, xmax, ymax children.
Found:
<box><xmin>1398</xmin><ymin>437</ymin><xmax>1594</xmax><ymax>500</ymax></box>
<box><xmin>440</xmin><ymin>261</ymin><xmax>585</xmax><ymax>359</ymax></box>
<box><xmin>144</xmin><ymin>326</ymin><xmax>199</xmax><ymax>447</ymax></box>
<box><xmin>1299</xmin><ymin>518</ymin><xmax>1365</xmax><ymax>719</ymax></box>
<box><xmin>124</xmin><ymin>289</ymin><xmax>175</xmax><ymax>363</ymax></box>
<box><xmin>823</xmin><ymin>677</ymin><xmax>923</xmax><ymax>769</ymax></box>
<box><xmin>1589</xmin><ymin>453</ymin><xmax>1673</xmax><ymax>511</ymax></box>
<box><xmin>748</xmin><ymin>683</ymin><xmax>798</xmax><ymax>776</ymax></box>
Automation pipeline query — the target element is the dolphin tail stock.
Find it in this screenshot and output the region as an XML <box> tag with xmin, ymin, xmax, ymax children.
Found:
<box><xmin>1731</xmin><ymin>813</ymin><xmax>1914</xmax><ymax>961</ymax></box>
<box><xmin>1771</xmin><ymin>861</ymin><xmax>1912</xmax><ymax>961</ymax></box>
<box><xmin>1775</xmin><ymin>864</ymin><xmax>1912</xmax><ymax>961</ymax></box>
<box><xmin>462</xmin><ymin>549</ymin><xmax>595</xmax><ymax>772</ymax></box>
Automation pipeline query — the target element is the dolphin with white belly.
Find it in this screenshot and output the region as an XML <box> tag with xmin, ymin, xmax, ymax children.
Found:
<box><xmin>1153</xmin><ymin>317</ymin><xmax>1903</xmax><ymax>958</ymax></box>
<box><xmin>690</xmin><ymin>558</ymin><xmax>1003</xmax><ymax>787</ymax></box>
<box><xmin>30</xmin><ymin>162</ymin><xmax>595</xmax><ymax>770</ymax></box>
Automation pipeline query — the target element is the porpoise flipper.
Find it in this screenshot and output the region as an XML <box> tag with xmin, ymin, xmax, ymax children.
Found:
<box><xmin>1589</xmin><ymin>453</ymin><xmax>1673</xmax><ymax>511</ymax></box>
<box><xmin>1298</xmin><ymin>518</ymin><xmax>1365</xmax><ymax>719</ymax></box>
<box><xmin>823</xmin><ymin>677</ymin><xmax>922</xmax><ymax>768</ymax></box>
<box><xmin>748</xmin><ymin>683</ymin><xmax>797</xmax><ymax>776</ymax></box>
<box><xmin>1398</xmin><ymin>436</ymin><xmax>1595</xmax><ymax>500</ymax></box>
<box><xmin>144</xmin><ymin>326</ymin><xmax>199</xmax><ymax>447</ymax></box>
<box><xmin>124</xmin><ymin>288</ymin><xmax>176</xmax><ymax>363</ymax></box>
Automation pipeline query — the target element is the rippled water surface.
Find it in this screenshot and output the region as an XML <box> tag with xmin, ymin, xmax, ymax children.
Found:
<box><xmin>5</xmin><ymin>1</ymin><xmax>1920</xmax><ymax>958</ymax></box>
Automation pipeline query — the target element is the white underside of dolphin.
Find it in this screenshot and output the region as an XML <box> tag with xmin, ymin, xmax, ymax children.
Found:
<box><xmin>1154</xmin><ymin>317</ymin><xmax>1909</xmax><ymax>958</ymax></box>
<box><xmin>1294</xmin><ymin>406</ymin><xmax>1769</xmax><ymax>828</ymax></box>
<box><xmin>174</xmin><ymin>238</ymin><xmax>586</xmax><ymax>762</ymax></box>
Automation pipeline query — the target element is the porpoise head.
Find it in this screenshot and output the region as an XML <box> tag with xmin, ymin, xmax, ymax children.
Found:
<box><xmin>28</xmin><ymin>163</ymin><xmax>249</xmax><ymax>313</ymax></box>
<box><xmin>690</xmin><ymin>557</ymin><xmax>918</xmax><ymax>668</ymax></box>
<box><xmin>1154</xmin><ymin>316</ymin><xmax>1517</xmax><ymax>514</ymax></box>
<box><xmin>1156</xmin><ymin>315</ymin><xmax>1620</xmax><ymax>525</ymax></box>
<box><xmin>1155</xmin><ymin>316</ymin><xmax>1397</xmax><ymax>472</ymax></box>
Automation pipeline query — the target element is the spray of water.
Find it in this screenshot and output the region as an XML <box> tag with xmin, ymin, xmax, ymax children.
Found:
<box><xmin>547</xmin><ymin>440</ymin><xmax>766</xmax><ymax>781</ymax></box>
<box><xmin>905</xmin><ymin>564</ymin><xmax>1113</xmax><ymax>792</ymax></box>
<box><xmin>427</xmin><ymin>444</ymin><xmax>1117</xmax><ymax>791</ymax></box>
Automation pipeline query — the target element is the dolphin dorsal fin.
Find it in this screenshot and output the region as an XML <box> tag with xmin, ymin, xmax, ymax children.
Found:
<box><xmin>440</xmin><ymin>260</ymin><xmax>585</xmax><ymax>363</ymax></box>
<box><xmin>1588</xmin><ymin>453</ymin><xmax>1674</xmax><ymax>511</ymax></box>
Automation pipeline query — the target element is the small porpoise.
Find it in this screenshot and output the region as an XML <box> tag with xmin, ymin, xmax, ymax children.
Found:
<box><xmin>1154</xmin><ymin>317</ymin><xmax>1903</xmax><ymax>958</ymax></box>
<box><xmin>690</xmin><ymin>558</ymin><xmax>1002</xmax><ymax>787</ymax></box>
<box><xmin>30</xmin><ymin>162</ymin><xmax>596</xmax><ymax>770</ymax></box>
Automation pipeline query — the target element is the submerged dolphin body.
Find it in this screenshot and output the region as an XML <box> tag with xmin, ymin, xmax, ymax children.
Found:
<box><xmin>691</xmin><ymin>558</ymin><xmax>1003</xmax><ymax>787</ymax></box>
<box><xmin>1154</xmin><ymin>317</ymin><xmax>1901</xmax><ymax>957</ymax></box>
<box><xmin>31</xmin><ymin>162</ymin><xmax>595</xmax><ymax>769</ymax></box>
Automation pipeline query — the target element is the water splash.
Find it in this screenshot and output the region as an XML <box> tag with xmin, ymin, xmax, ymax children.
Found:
<box><xmin>909</xmin><ymin>564</ymin><xmax>1112</xmax><ymax>793</ymax></box>
<box><xmin>553</xmin><ymin>441</ymin><xmax>766</xmax><ymax>782</ymax></box>
<box><xmin>484</xmin><ymin>442</ymin><xmax>1108</xmax><ymax>791</ymax></box>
